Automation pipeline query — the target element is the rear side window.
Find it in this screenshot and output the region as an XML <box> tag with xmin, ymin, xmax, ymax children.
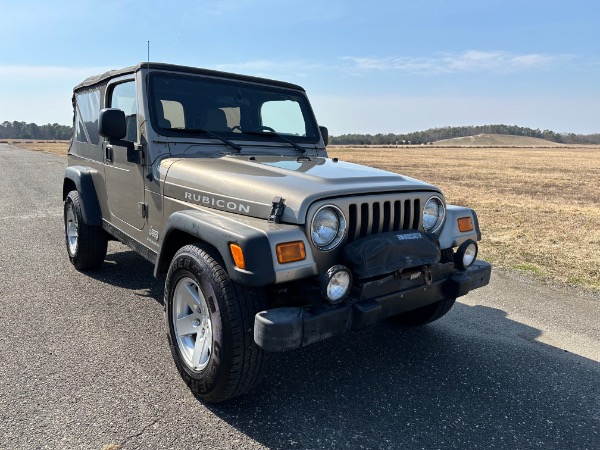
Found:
<box><xmin>75</xmin><ymin>90</ymin><xmax>100</xmax><ymax>144</ymax></box>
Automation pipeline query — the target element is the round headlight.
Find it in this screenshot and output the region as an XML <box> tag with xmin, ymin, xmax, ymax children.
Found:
<box><xmin>423</xmin><ymin>196</ymin><xmax>445</xmax><ymax>233</ymax></box>
<box><xmin>311</xmin><ymin>205</ymin><xmax>346</xmax><ymax>250</ymax></box>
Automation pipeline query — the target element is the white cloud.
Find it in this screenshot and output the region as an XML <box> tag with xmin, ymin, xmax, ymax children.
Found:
<box><xmin>342</xmin><ymin>51</ymin><xmax>570</xmax><ymax>74</ymax></box>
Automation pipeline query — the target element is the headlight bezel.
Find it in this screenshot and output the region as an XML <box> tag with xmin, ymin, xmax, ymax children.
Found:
<box><xmin>310</xmin><ymin>205</ymin><xmax>347</xmax><ymax>251</ymax></box>
<box><xmin>423</xmin><ymin>195</ymin><xmax>446</xmax><ymax>233</ymax></box>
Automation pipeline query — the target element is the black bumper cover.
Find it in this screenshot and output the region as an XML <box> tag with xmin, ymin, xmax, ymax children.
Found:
<box><xmin>254</xmin><ymin>260</ymin><xmax>492</xmax><ymax>352</ymax></box>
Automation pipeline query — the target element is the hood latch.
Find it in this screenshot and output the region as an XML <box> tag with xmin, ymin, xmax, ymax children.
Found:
<box><xmin>268</xmin><ymin>197</ymin><xmax>286</xmax><ymax>223</ymax></box>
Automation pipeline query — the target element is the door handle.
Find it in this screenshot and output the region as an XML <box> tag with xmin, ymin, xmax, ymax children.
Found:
<box><xmin>106</xmin><ymin>145</ymin><xmax>113</xmax><ymax>162</ymax></box>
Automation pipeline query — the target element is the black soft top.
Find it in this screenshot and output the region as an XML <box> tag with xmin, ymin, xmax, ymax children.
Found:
<box><xmin>73</xmin><ymin>62</ymin><xmax>306</xmax><ymax>92</ymax></box>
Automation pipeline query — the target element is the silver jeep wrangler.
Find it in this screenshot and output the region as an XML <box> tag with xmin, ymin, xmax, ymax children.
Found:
<box><xmin>63</xmin><ymin>62</ymin><xmax>491</xmax><ymax>402</ymax></box>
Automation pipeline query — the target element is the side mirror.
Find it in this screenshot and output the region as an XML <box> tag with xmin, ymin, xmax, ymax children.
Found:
<box><xmin>99</xmin><ymin>108</ymin><xmax>126</xmax><ymax>139</ymax></box>
<box><xmin>319</xmin><ymin>126</ymin><xmax>329</xmax><ymax>146</ymax></box>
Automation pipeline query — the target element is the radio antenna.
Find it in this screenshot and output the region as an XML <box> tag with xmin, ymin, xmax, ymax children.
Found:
<box><xmin>147</xmin><ymin>40</ymin><xmax>150</xmax><ymax>63</ymax></box>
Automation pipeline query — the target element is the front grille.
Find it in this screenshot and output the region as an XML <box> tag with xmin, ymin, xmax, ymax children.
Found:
<box><xmin>347</xmin><ymin>198</ymin><xmax>421</xmax><ymax>242</ymax></box>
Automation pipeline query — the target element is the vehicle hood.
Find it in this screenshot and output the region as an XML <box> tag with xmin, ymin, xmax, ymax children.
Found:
<box><xmin>161</xmin><ymin>155</ymin><xmax>440</xmax><ymax>224</ymax></box>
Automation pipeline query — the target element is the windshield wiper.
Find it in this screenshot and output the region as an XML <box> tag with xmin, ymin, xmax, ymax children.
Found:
<box><xmin>164</xmin><ymin>128</ymin><xmax>242</xmax><ymax>152</ymax></box>
<box><xmin>241</xmin><ymin>129</ymin><xmax>306</xmax><ymax>154</ymax></box>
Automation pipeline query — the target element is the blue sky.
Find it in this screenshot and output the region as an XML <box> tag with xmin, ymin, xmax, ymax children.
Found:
<box><xmin>1</xmin><ymin>0</ymin><xmax>599</xmax><ymax>135</ymax></box>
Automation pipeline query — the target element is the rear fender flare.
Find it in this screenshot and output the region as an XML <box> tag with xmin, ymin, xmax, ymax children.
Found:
<box><xmin>63</xmin><ymin>166</ymin><xmax>102</xmax><ymax>226</ymax></box>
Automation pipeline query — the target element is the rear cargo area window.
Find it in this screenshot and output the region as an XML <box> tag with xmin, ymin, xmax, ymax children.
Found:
<box><xmin>75</xmin><ymin>90</ymin><xmax>100</xmax><ymax>144</ymax></box>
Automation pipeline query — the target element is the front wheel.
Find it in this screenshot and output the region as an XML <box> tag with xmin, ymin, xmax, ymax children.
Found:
<box><xmin>164</xmin><ymin>243</ymin><xmax>268</xmax><ymax>403</ymax></box>
<box><xmin>391</xmin><ymin>297</ymin><xmax>456</xmax><ymax>326</ymax></box>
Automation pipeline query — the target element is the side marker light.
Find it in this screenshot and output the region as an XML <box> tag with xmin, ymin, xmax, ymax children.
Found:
<box><xmin>230</xmin><ymin>243</ymin><xmax>246</xmax><ymax>270</ymax></box>
<box><xmin>276</xmin><ymin>241</ymin><xmax>306</xmax><ymax>264</ymax></box>
<box><xmin>457</xmin><ymin>217</ymin><xmax>474</xmax><ymax>232</ymax></box>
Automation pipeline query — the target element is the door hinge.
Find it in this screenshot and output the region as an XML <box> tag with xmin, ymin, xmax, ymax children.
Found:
<box><xmin>134</xmin><ymin>144</ymin><xmax>145</xmax><ymax>165</ymax></box>
<box><xmin>137</xmin><ymin>202</ymin><xmax>148</xmax><ymax>218</ymax></box>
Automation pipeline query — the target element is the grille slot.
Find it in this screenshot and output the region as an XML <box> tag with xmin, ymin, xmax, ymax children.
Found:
<box><xmin>347</xmin><ymin>198</ymin><xmax>422</xmax><ymax>243</ymax></box>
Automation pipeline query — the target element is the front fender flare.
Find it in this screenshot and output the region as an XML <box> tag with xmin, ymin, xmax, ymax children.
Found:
<box><xmin>154</xmin><ymin>210</ymin><xmax>276</xmax><ymax>286</ymax></box>
<box><xmin>438</xmin><ymin>205</ymin><xmax>482</xmax><ymax>249</ymax></box>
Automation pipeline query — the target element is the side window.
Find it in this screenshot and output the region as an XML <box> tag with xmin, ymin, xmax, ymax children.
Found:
<box><xmin>75</xmin><ymin>90</ymin><xmax>100</xmax><ymax>144</ymax></box>
<box><xmin>110</xmin><ymin>81</ymin><xmax>138</xmax><ymax>142</ymax></box>
<box><xmin>261</xmin><ymin>100</ymin><xmax>306</xmax><ymax>136</ymax></box>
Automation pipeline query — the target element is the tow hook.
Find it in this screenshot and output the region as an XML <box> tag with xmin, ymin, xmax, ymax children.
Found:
<box><xmin>397</xmin><ymin>265</ymin><xmax>432</xmax><ymax>285</ymax></box>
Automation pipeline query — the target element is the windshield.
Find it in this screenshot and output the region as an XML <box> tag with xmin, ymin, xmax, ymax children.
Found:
<box><xmin>148</xmin><ymin>72</ymin><xmax>320</xmax><ymax>145</ymax></box>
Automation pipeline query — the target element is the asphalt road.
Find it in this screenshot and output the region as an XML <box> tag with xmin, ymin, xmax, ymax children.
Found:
<box><xmin>0</xmin><ymin>144</ymin><xmax>598</xmax><ymax>450</ymax></box>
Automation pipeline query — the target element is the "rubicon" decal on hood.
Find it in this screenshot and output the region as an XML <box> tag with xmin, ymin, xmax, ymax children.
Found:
<box><xmin>184</xmin><ymin>191</ymin><xmax>251</xmax><ymax>213</ymax></box>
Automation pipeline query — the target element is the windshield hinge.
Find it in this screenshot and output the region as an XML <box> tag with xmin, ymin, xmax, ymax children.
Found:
<box><xmin>268</xmin><ymin>197</ymin><xmax>286</xmax><ymax>223</ymax></box>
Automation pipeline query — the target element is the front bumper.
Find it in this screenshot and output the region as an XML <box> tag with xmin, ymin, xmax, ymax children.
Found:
<box><xmin>254</xmin><ymin>260</ymin><xmax>491</xmax><ymax>352</ymax></box>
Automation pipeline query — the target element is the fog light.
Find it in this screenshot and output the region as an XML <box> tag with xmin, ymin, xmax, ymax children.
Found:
<box><xmin>455</xmin><ymin>240</ymin><xmax>478</xmax><ymax>270</ymax></box>
<box><xmin>321</xmin><ymin>265</ymin><xmax>352</xmax><ymax>304</ymax></box>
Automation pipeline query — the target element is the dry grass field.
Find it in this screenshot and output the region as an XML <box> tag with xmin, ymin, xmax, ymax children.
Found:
<box><xmin>329</xmin><ymin>146</ymin><xmax>600</xmax><ymax>291</ymax></box>
<box><xmin>9</xmin><ymin>140</ymin><xmax>600</xmax><ymax>291</ymax></box>
<box><xmin>5</xmin><ymin>139</ymin><xmax>69</xmax><ymax>156</ymax></box>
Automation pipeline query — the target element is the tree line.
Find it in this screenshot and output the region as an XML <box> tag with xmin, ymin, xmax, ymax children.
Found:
<box><xmin>0</xmin><ymin>121</ymin><xmax>71</xmax><ymax>140</ymax></box>
<box><xmin>2</xmin><ymin>120</ymin><xmax>599</xmax><ymax>145</ymax></box>
<box><xmin>330</xmin><ymin>124</ymin><xmax>600</xmax><ymax>145</ymax></box>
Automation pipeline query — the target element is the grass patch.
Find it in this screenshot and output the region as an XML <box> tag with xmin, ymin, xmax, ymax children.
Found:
<box><xmin>513</xmin><ymin>263</ymin><xmax>546</xmax><ymax>276</ymax></box>
<box><xmin>101</xmin><ymin>445</ymin><xmax>121</xmax><ymax>450</ymax></box>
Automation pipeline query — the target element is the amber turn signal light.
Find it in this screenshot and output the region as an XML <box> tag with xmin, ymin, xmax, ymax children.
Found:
<box><xmin>457</xmin><ymin>217</ymin><xmax>474</xmax><ymax>232</ymax></box>
<box><xmin>229</xmin><ymin>243</ymin><xmax>246</xmax><ymax>270</ymax></box>
<box><xmin>276</xmin><ymin>241</ymin><xmax>306</xmax><ymax>264</ymax></box>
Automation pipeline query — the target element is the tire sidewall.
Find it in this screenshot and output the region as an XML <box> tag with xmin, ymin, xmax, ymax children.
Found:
<box><xmin>64</xmin><ymin>192</ymin><xmax>80</xmax><ymax>262</ymax></box>
<box><xmin>165</xmin><ymin>248</ymin><xmax>230</xmax><ymax>399</ymax></box>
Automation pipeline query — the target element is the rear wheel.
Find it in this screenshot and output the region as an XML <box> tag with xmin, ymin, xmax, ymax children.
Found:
<box><xmin>391</xmin><ymin>297</ymin><xmax>456</xmax><ymax>326</ymax></box>
<box><xmin>64</xmin><ymin>191</ymin><xmax>107</xmax><ymax>270</ymax></box>
<box><xmin>164</xmin><ymin>243</ymin><xmax>268</xmax><ymax>403</ymax></box>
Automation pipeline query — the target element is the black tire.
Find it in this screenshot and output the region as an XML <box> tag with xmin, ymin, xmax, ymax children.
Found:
<box><xmin>164</xmin><ymin>243</ymin><xmax>268</xmax><ymax>403</ymax></box>
<box><xmin>391</xmin><ymin>297</ymin><xmax>456</xmax><ymax>327</ymax></box>
<box><xmin>64</xmin><ymin>190</ymin><xmax>108</xmax><ymax>270</ymax></box>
